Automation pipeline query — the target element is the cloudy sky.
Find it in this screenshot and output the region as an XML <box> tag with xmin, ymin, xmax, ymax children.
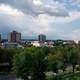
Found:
<box><xmin>0</xmin><ymin>0</ymin><xmax>80</xmax><ymax>41</ymax></box>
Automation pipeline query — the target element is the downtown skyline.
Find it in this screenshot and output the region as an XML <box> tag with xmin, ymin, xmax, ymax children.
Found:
<box><xmin>0</xmin><ymin>0</ymin><xmax>80</xmax><ymax>42</ymax></box>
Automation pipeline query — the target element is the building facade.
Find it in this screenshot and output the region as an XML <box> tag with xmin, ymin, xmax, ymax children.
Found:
<box><xmin>38</xmin><ymin>34</ymin><xmax>46</xmax><ymax>42</ymax></box>
<box><xmin>8</xmin><ymin>31</ymin><xmax>21</xmax><ymax>43</ymax></box>
<box><xmin>0</xmin><ymin>34</ymin><xmax>1</xmax><ymax>42</ymax></box>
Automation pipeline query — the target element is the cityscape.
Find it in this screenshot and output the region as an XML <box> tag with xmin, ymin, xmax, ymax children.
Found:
<box><xmin>0</xmin><ymin>31</ymin><xmax>80</xmax><ymax>80</ymax></box>
<box><xmin>0</xmin><ymin>0</ymin><xmax>80</xmax><ymax>80</ymax></box>
<box><xmin>0</xmin><ymin>30</ymin><xmax>78</xmax><ymax>48</ymax></box>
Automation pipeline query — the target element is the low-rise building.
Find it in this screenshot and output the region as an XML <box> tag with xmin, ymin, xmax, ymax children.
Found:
<box><xmin>3</xmin><ymin>42</ymin><xmax>24</xmax><ymax>48</ymax></box>
<box><xmin>31</xmin><ymin>41</ymin><xmax>40</xmax><ymax>47</ymax></box>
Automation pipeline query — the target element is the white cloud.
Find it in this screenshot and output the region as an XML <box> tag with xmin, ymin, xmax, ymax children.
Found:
<box><xmin>60</xmin><ymin>29</ymin><xmax>80</xmax><ymax>42</ymax></box>
<box><xmin>33</xmin><ymin>0</ymin><xmax>43</xmax><ymax>5</ymax></box>
<box><xmin>0</xmin><ymin>4</ymin><xmax>24</xmax><ymax>16</ymax></box>
<box><xmin>0</xmin><ymin>1</ymin><xmax>80</xmax><ymax>40</ymax></box>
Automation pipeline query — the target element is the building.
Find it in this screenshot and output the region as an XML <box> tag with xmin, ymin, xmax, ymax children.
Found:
<box><xmin>8</xmin><ymin>31</ymin><xmax>21</xmax><ymax>43</ymax></box>
<box><xmin>54</xmin><ymin>40</ymin><xmax>63</xmax><ymax>45</ymax></box>
<box><xmin>3</xmin><ymin>42</ymin><xmax>18</xmax><ymax>48</ymax></box>
<box><xmin>38</xmin><ymin>34</ymin><xmax>46</xmax><ymax>42</ymax></box>
<box><xmin>0</xmin><ymin>34</ymin><xmax>1</xmax><ymax>42</ymax></box>
<box><xmin>3</xmin><ymin>42</ymin><xmax>24</xmax><ymax>48</ymax></box>
<box><xmin>54</xmin><ymin>40</ymin><xmax>75</xmax><ymax>46</ymax></box>
<box><xmin>31</xmin><ymin>41</ymin><xmax>40</xmax><ymax>47</ymax></box>
<box><xmin>63</xmin><ymin>40</ymin><xmax>75</xmax><ymax>45</ymax></box>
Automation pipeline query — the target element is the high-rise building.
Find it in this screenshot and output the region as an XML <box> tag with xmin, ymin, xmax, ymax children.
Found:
<box><xmin>8</xmin><ymin>31</ymin><xmax>21</xmax><ymax>43</ymax></box>
<box><xmin>38</xmin><ymin>34</ymin><xmax>46</xmax><ymax>42</ymax></box>
<box><xmin>0</xmin><ymin>34</ymin><xmax>1</xmax><ymax>42</ymax></box>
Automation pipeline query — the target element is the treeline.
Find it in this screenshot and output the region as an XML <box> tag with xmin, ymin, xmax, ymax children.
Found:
<box><xmin>0</xmin><ymin>48</ymin><xmax>21</xmax><ymax>72</ymax></box>
<box><xmin>0</xmin><ymin>45</ymin><xmax>80</xmax><ymax>80</ymax></box>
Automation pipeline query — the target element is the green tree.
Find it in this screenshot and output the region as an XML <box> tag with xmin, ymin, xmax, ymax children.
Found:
<box><xmin>69</xmin><ymin>47</ymin><xmax>78</xmax><ymax>72</ymax></box>
<box><xmin>13</xmin><ymin>47</ymin><xmax>47</xmax><ymax>80</ymax></box>
<box><xmin>13</xmin><ymin>50</ymin><xmax>34</xmax><ymax>80</ymax></box>
<box><xmin>0</xmin><ymin>48</ymin><xmax>17</xmax><ymax>72</ymax></box>
<box><xmin>48</xmin><ymin>53</ymin><xmax>63</xmax><ymax>73</ymax></box>
<box><xmin>32</xmin><ymin>49</ymin><xmax>47</xmax><ymax>80</ymax></box>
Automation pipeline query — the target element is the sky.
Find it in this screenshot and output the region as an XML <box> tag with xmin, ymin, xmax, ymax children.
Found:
<box><xmin>0</xmin><ymin>0</ymin><xmax>80</xmax><ymax>41</ymax></box>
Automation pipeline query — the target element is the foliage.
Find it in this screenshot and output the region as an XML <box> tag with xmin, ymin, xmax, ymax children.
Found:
<box><xmin>13</xmin><ymin>47</ymin><xmax>47</xmax><ymax>80</ymax></box>
<box><xmin>1</xmin><ymin>44</ymin><xmax>80</xmax><ymax>79</ymax></box>
<box><xmin>0</xmin><ymin>48</ymin><xmax>17</xmax><ymax>72</ymax></box>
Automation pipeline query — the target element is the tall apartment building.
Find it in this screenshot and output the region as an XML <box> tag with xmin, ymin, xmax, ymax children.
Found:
<box><xmin>38</xmin><ymin>34</ymin><xmax>46</xmax><ymax>42</ymax></box>
<box><xmin>8</xmin><ymin>31</ymin><xmax>21</xmax><ymax>43</ymax></box>
<box><xmin>0</xmin><ymin>34</ymin><xmax>1</xmax><ymax>42</ymax></box>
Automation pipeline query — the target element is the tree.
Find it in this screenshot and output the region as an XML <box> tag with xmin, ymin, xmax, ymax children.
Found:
<box><xmin>60</xmin><ymin>46</ymin><xmax>71</xmax><ymax>72</ymax></box>
<box><xmin>13</xmin><ymin>50</ymin><xmax>34</xmax><ymax>80</ymax></box>
<box><xmin>13</xmin><ymin>47</ymin><xmax>47</xmax><ymax>80</ymax></box>
<box><xmin>69</xmin><ymin>47</ymin><xmax>78</xmax><ymax>72</ymax></box>
<box><xmin>32</xmin><ymin>49</ymin><xmax>47</xmax><ymax>80</ymax></box>
<box><xmin>0</xmin><ymin>48</ymin><xmax>17</xmax><ymax>72</ymax></box>
<box><xmin>47</xmin><ymin>53</ymin><xmax>63</xmax><ymax>73</ymax></box>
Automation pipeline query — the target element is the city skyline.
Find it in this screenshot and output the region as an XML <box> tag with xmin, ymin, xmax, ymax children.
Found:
<box><xmin>0</xmin><ymin>0</ymin><xmax>80</xmax><ymax>42</ymax></box>
<box><xmin>0</xmin><ymin>31</ymin><xmax>78</xmax><ymax>42</ymax></box>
